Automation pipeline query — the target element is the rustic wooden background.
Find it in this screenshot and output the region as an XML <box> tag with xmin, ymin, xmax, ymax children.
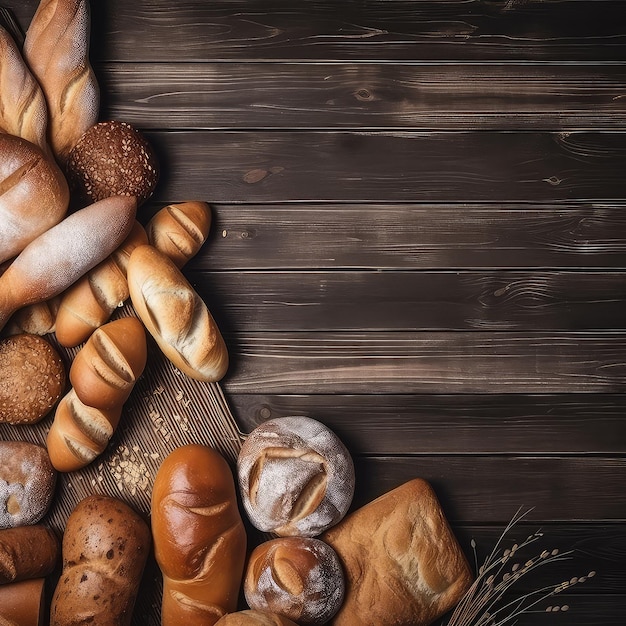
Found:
<box><xmin>5</xmin><ymin>0</ymin><xmax>626</xmax><ymax>624</ymax></box>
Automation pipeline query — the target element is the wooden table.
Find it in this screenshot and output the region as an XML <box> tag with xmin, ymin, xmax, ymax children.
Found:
<box><xmin>4</xmin><ymin>1</ymin><xmax>626</xmax><ymax>624</ymax></box>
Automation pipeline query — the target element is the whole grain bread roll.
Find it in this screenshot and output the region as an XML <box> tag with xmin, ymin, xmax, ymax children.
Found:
<box><xmin>244</xmin><ymin>537</ymin><xmax>345</xmax><ymax>626</ymax></box>
<box><xmin>151</xmin><ymin>444</ymin><xmax>247</xmax><ymax>626</ymax></box>
<box><xmin>214</xmin><ymin>611</ymin><xmax>299</xmax><ymax>626</ymax></box>
<box><xmin>0</xmin><ymin>524</ymin><xmax>60</xmax><ymax>583</ymax></box>
<box><xmin>237</xmin><ymin>416</ymin><xmax>355</xmax><ymax>537</ymax></box>
<box><xmin>50</xmin><ymin>494</ymin><xmax>150</xmax><ymax>626</ymax></box>
<box><xmin>0</xmin><ymin>578</ymin><xmax>47</xmax><ymax>626</ymax></box>
<box><xmin>321</xmin><ymin>478</ymin><xmax>474</xmax><ymax>626</ymax></box>
<box><xmin>128</xmin><ymin>244</ymin><xmax>229</xmax><ymax>382</ymax></box>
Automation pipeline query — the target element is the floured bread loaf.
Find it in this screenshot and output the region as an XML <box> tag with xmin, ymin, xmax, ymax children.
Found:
<box><xmin>237</xmin><ymin>416</ymin><xmax>354</xmax><ymax>537</ymax></box>
<box><xmin>322</xmin><ymin>478</ymin><xmax>474</xmax><ymax>626</ymax></box>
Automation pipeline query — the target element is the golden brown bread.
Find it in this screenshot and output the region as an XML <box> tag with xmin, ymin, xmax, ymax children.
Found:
<box><xmin>0</xmin><ymin>441</ymin><xmax>57</xmax><ymax>529</ymax></box>
<box><xmin>50</xmin><ymin>494</ymin><xmax>150</xmax><ymax>626</ymax></box>
<box><xmin>146</xmin><ymin>201</ymin><xmax>212</xmax><ymax>268</ymax></box>
<box><xmin>128</xmin><ymin>244</ymin><xmax>229</xmax><ymax>382</ymax></box>
<box><xmin>237</xmin><ymin>416</ymin><xmax>355</xmax><ymax>537</ymax></box>
<box><xmin>23</xmin><ymin>0</ymin><xmax>99</xmax><ymax>167</ymax></box>
<box><xmin>0</xmin><ymin>578</ymin><xmax>47</xmax><ymax>626</ymax></box>
<box><xmin>0</xmin><ymin>133</ymin><xmax>69</xmax><ymax>264</ymax></box>
<box><xmin>0</xmin><ymin>333</ymin><xmax>66</xmax><ymax>424</ymax></box>
<box><xmin>0</xmin><ymin>525</ymin><xmax>60</xmax><ymax>583</ymax></box>
<box><xmin>151</xmin><ymin>444</ymin><xmax>247</xmax><ymax>626</ymax></box>
<box><xmin>54</xmin><ymin>221</ymin><xmax>148</xmax><ymax>347</ymax></box>
<box><xmin>3</xmin><ymin>297</ymin><xmax>61</xmax><ymax>337</ymax></box>
<box><xmin>321</xmin><ymin>478</ymin><xmax>474</xmax><ymax>626</ymax></box>
<box><xmin>0</xmin><ymin>195</ymin><xmax>137</xmax><ymax>333</ymax></box>
<box><xmin>244</xmin><ymin>537</ymin><xmax>345</xmax><ymax>626</ymax></box>
<box><xmin>214</xmin><ymin>611</ymin><xmax>299</xmax><ymax>626</ymax></box>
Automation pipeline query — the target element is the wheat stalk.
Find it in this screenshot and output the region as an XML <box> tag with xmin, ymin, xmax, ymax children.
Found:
<box><xmin>444</xmin><ymin>507</ymin><xmax>596</xmax><ymax>626</ymax></box>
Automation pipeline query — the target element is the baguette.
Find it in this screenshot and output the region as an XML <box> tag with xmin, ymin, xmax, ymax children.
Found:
<box><xmin>0</xmin><ymin>525</ymin><xmax>60</xmax><ymax>584</ymax></box>
<box><xmin>151</xmin><ymin>445</ymin><xmax>247</xmax><ymax>626</ymax></box>
<box><xmin>23</xmin><ymin>0</ymin><xmax>99</xmax><ymax>167</ymax></box>
<box><xmin>0</xmin><ymin>195</ymin><xmax>137</xmax><ymax>333</ymax></box>
<box><xmin>0</xmin><ymin>578</ymin><xmax>47</xmax><ymax>626</ymax></box>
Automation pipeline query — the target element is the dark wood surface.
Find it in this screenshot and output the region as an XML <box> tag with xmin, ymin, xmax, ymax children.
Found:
<box><xmin>4</xmin><ymin>1</ymin><xmax>626</xmax><ymax>624</ymax></box>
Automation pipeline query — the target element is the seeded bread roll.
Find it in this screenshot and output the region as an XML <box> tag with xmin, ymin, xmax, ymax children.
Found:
<box><xmin>0</xmin><ymin>578</ymin><xmax>47</xmax><ymax>626</ymax></box>
<box><xmin>321</xmin><ymin>478</ymin><xmax>474</xmax><ymax>626</ymax></box>
<box><xmin>0</xmin><ymin>441</ymin><xmax>56</xmax><ymax>529</ymax></box>
<box><xmin>237</xmin><ymin>416</ymin><xmax>355</xmax><ymax>537</ymax></box>
<box><xmin>244</xmin><ymin>537</ymin><xmax>345</xmax><ymax>626</ymax></box>
<box><xmin>0</xmin><ymin>333</ymin><xmax>66</xmax><ymax>424</ymax></box>
<box><xmin>215</xmin><ymin>611</ymin><xmax>299</xmax><ymax>626</ymax></box>
<box><xmin>0</xmin><ymin>525</ymin><xmax>60</xmax><ymax>583</ymax></box>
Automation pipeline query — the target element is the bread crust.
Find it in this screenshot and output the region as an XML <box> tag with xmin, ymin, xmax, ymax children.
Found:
<box><xmin>0</xmin><ymin>525</ymin><xmax>60</xmax><ymax>583</ymax></box>
<box><xmin>0</xmin><ymin>578</ymin><xmax>47</xmax><ymax>626</ymax></box>
<box><xmin>214</xmin><ymin>610</ymin><xmax>299</xmax><ymax>626</ymax></box>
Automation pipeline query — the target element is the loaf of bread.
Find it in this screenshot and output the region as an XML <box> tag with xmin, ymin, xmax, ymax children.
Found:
<box><xmin>146</xmin><ymin>201</ymin><xmax>212</xmax><ymax>268</ymax></box>
<box><xmin>0</xmin><ymin>195</ymin><xmax>137</xmax><ymax>333</ymax></box>
<box><xmin>244</xmin><ymin>537</ymin><xmax>345</xmax><ymax>626</ymax></box>
<box><xmin>214</xmin><ymin>611</ymin><xmax>299</xmax><ymax>626</ymax></box>
<box><xmin>0</xmin><ymin>133</ymin><xmax>69</xmax><ymax>264</ymax></box>
<box><xmin>50</xmin><ymin>494</ymin><xmax>150</xmax><ymax>626</ymax></box>
<box><xmin>237</xmin><ymin>416</ymin><xmax>355</xmax><ymax>537</ymax></box>
<box><xmin>0</xmin><ymin>333</ymin><xmax>66</xmax><ymax>424</ymax></box>
<box><xmin>0</xmin><ymin>524</ymin><xmax>60</xmax><ymax>583</ymax></box>
<box><xmin>128</xmin><ymin>244</ymin><xmax>229</xmax><ymax>382</ymax></box>
<box><xmin>0</xmin><ymin>24</ymin><xmax>49</xmax><ymax>153</ymax></box>
<box><xmin>0</xmin><ymin>578</ymin><xmax>47</xmax><ymax>626</ymax></box>
<box><xmin>0</xmin><ymin>441</ymin><xmax>56</xmax><ymax>529</ymax></box>
<box><xmin>47</xmin><ymin>317</ymin><xmax>147</xmax><ymax>472</ymax></box>
<box><xmin>321</xmin><ymin>478</ymin><xmax>474</xmax><ymax>626</ymax></box>
<box><xmin>54</xmin><ymin>221</ymin><xmax>148</xmax><ymax>347</ymax></box>
<box><xmin>3</xmin><ymin>297</ymin><xmax>61</xmax><ymax>337</ymax></box>
<box><xmin>151</xmin><ymin>444</ymin><xmax>247</xmax><ymax>626</ymax></box>
<box><xmin>23</xmin><ymin>0</ymin><xmax>99</xmax><ymax>167</ymax></box>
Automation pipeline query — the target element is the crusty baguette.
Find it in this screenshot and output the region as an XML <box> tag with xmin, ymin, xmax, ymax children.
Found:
<box><xmin>151</xmin><ymin>445</ymin><xmax>247</xmax><ymax>626</ymax></box>
<box><xmin>23</xmin><ymin>0</ymin><xmax>99</xmax><ymax>167</ymax></box>
<box><xmin>0</xmin><ymin>578</ymin><xmax>47</xmax><ymax>626</ymax></box>
<box><xmin>0</xmin><ymin>195</ymin><xmax>137</xmax><ymax>333</ymax></box>
<box><xmin>127</xmin><ymin>244</ymin><xmax>228</xmax><ymax>382</ymax></box>
<box><xmin>0</xmin><ymin>525</ymin><xmax>59</xmax><ymax>584</ymax></box>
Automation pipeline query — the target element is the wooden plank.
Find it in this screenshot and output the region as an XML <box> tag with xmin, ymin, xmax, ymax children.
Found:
<box><xmin>190</xmin><ymin>270</ymin><xmax>626</xmax><ymax>332</ymax></box>
<box><xmin>145</xmin><ymin>131</ymin><xmax>626</xmax><ymax>203</ymax></box>
<box><xmin>99</xmin><ymin>62</ymin><xmax>626</xmax><ymax>131</ymax></box>
<box><xmin>222</xmin><ymin>331</ymin><xmax>626</xmax><ymax>394</ymax></box>
<box><xmin>183</xmin><ymin>203</ymin><xmax>626</xmax><ymax>270</ymax></box>
<box><xmin>227</xmin><ymin>393</ymin><xmax>626</xmax><ymax>455</ymax></box>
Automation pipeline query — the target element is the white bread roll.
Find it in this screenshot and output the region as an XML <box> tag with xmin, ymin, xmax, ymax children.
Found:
<box><xmin>127</xmin><ymin>244</ymin><xmax>229</xmax><ymax>382</ymax></box>
<box><xmin>237</xmin><ymin>416</ymin><xmax>355</xmax><ymax>537</ymax></box>
<box><xmin>244</xmin><ymin>537</ymin><xmax>345</xmax><ymax>626</ymax></box>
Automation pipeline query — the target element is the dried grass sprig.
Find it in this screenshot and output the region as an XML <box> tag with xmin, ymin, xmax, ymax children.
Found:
<box><xmin>444</xmin><ymin>507</ymin><xmax>596</xmax><ymax>626</ymax></box>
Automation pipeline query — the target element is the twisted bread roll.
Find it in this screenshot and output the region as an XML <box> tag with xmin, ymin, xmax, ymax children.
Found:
<box><xmin>128</xmin><ymin>244</ymin><xmax>229</xmax><ymax>382</ymax></box>
<box><xmin>0</xmin><ymin>195</ymin><xmax>137</xmax><ymax>333</ymax></box>
<box><xmin>0</xmin><ymin>525</ymin><xmax>60</xmax><ymax>584</ymax></box>
<box><xmin>23</xmin><ymin>0</ymin><xmax>99</xmax><ymax>167</ymax></box>
<box><xmin>0</xmin><ymin>25</ymin><xmax>49</xmax><ymax>153</ymax></box>
<box><xmin>54</xmin><ymin>221</ymin><xmax>148</xmax><ymax>347</ymax></box>
<box><xmin>151</xmin><ymin>444</ymin><xmax>247</xmax><ymax>626</ymax></box>
<box><xmin>50</xmin><ymin>494</ymin><xmax>150</xmax><ymax>626</ymax></box>
<box><xmin>0</xmin><ymin>578</ymin><xmax>47</xmax><ymax>626</ymax></box>
<box><xmin>46</xmin><ymin>317</ymin><xmax>147</xmax><ymax>472</ymax></box>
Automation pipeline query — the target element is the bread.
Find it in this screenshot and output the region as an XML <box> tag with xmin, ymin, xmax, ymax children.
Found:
<box><xmin>146</xmin><ymin>201</ymin><xmax>212</xmax><ymax>268</ymax></box>
<box><xmin>128</xmin><ymin>244</ymin><xmax>229</xmax><ymax>382</ymax></box>
<box><xmin>3</xmin><ymin>297</ymin><xmax>61</xmax><ymax>337</ymax></box>
<box><xmin>54</xmin><ymin>221</ymin><xmax>148</xmax><ymax>347</ymax></box>
<box><xmin>50</xmin><ymin>494</ymin><xmax>150</xmax><ymax>626</ymax></box>
<box><xmin>0</xmin><ymin>25</ymin><xmax>49</xmax><ymax>153</ymax></box>
<box><xmin>0</xmin><ymin>195</ymin><xmax>137</xmax><ymax>333</ymax></box>
<box><xmin>0</xmin><ymin>578</ymin><xmax>47</xmax><ymax>626</ymax></box>
<box><xmin>46</xmin><ymin>317</ymin><xmax>147</xmax><ymax>472</ymax></box>
<box><xmin>151</xmin><ymin>444</ymin><xmax>247</xmax><ymax>626</ymax></box>
<box><xmin>237</xmin><ymin>416</ymin><xmax>355</xmax><ymax>537</ymax></box>
<box><xmin>214</xmin><ymin>611</ymin><xmax>299</xmax><ymax>626</ymax></box>
<box><xmin>0</xmin><ymin>333</ymin><xmax>66</xmax><ymax>424</ymax></box>
<box><xmin>321</xmin><ymin>478</ymin><xmax>474</xmax><ymax>626</ymax></box>
<box><xmin>244</xmin><ymin>537</ymin><xmax>345</xmax><ymax>626</ymax></box>
<box><xmin>0</xmin><ymin>524</ymin><xmax>60</xmax><ymax>583</ymax></box>
<box><xmin>67</xmin><ymin>120</ymin><xmax>159</xmax><ymax>206</ymax></box>
<box><xmin>0</xmin><ymin>133</ymin><xmax>69</xmax><ymax>264</ymax></box>
<box><xmin>0</xmin><ymin>441</ymin><xmax>56</xmax><ymax>529</ymax></box>
<box><xmin>23</xmin><ymin>0</ymin><xmax>99</xmax><ymax>167</ymax></box>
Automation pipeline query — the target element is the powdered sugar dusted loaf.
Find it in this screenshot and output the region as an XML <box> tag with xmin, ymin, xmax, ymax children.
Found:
<box><xmin>237</xmin><ymin>416</ymin><xmax>355</xmax><ymax>537</ymax></box>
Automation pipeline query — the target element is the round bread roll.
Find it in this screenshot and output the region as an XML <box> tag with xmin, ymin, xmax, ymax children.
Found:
<box><xmin>237</xmin><ymin>416</ymin><xmax>355</xmax><ymax>537</ymax></box>
<box><xmin>243</xmin><ymin>537</ymin><xmax>345</xmax><ymax>626</ymax></box>
<box><xmin>214</xmin><ymin>611</ymin><xmax>299</xmax><ymax>626</ymax></box>
<box><xmin>0</xmin><ymin>441</ymin><xmax>56</xmax><ymax>529</ymax></box>
<box><xmin>0</xmin><ymin>333</ymin><xmax>66</xmax><ymax>424</ymax></box>
<box><xmin>67</xmin><ymin>120</ymin><xmax>159</xmax><ymax>206</ymax></box>
<box><xmin>0</xmin><ymin>578</ymin><xmax>47</xmax><ymax>626</ymax></box>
